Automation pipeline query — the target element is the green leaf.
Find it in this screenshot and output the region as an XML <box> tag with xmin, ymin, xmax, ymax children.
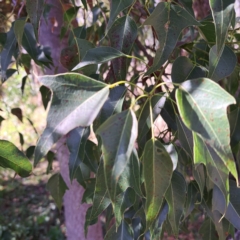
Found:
<box><xmin>108</xmin><ymin>16</ymin><xmax>137</xmax><ymax>80</ymax></box>
<box><xmin>229</xmin><ymin>107</ymin><xmax>240</xmax><ymax>146</ymax></box>
<box><xmin>209</xmin><ymin>0</ymin><xmax>235</xmax><ymax>53</ymax></box>
<box><xmin>199</xmin><ymin>218</ymin><xmax>218</xmax><ymax>240</ymax></box>
<box><xmin>208</xmin><ymin>45</ymin><xmax>237</xmax><ymax>82</ymax></box>
<box><xmin>176</xmin><ymin>78</ymin><xmax>238</xmax><ymax>183</ymax></box>
<box><xmin>97</xmin><ymin>109</ymin><xmax>138</xmax><ymax>201</ymax></box>
<box><xmin>212</xmin><ymin>182</ymin><xmax>240</xmax><ymax>230</ymax></box>
<box><xmin>194</xmin><ymin>133</ymin><xmax>229</xmax><ymax>208</ymax></box>
<box><xmin>72</xmin><ymin>47</ymin><xmax>125</xmax><ymax>71</ymax></box>
<box><xmin>114</xmin><ymin>188</ymin><xmax>136</xmax><ymax>227</ymax></box>
<box><xmin>104</xmin><ymin>220</ymin><xmax>134</xmax><ymax>240</ymax></box>
<box><xmin>171</xmin><ymin>56</ymin><xmax>206</xmax><ymax>83</ymax></box>
<box><xmin>40</xmin><ymin>85</ymin><xmax>51</xmax><ymax>110</ymax></box>
<box><xmin>26</xmin><ymin>0</ymin><xmax>45</xmax><ymax>40</ymax></box>
<box><xmin>107</xmin><ymin>0</ymin><xmax>135</xmax><ymax>30</ymax></box>
<box><xmin>165</xmin><ymin>171</ymin><xmax>186</xmax><ymax>237</ymax></box>
<box><xmin>0</xmin><ymin>28</ymin><xmax>17</xmax><ymax>82</ymax></box>
<box><xmin>144</xmin><ymin>2</ymin><xmax>200</xmax><ymax>75</ymax></box>
<box><xmin>47</xmin><ymin>173</ymin><xmax>68</xmax><ymax>210</ymax></box>
<box><xmin>142</xmin><ymin>139</ymin><xmax>173</xmax><ymax>229</ymax></box>
<box><xmin>14</xmin><ymin>20</ymin><xmax>25</xmax><ymax>49</ymax></box>
<box><xmin>67</xmin><ymin>127</ymin><xmax>90</xmax><ymax>181</ymax></box>
<box><xmin>176</xmin><ymin>115</ymin><xmax>193</xmax><ymax>159</ymax></box>
<box><xmin>86</xmin><ymin>160</ymin><xmax>111</xmax><ymax>226</ymax></box>
<box><xmin>198</xmin><ymin>20</ymin><xmax>216</xmax><ymax>44</ymax></box>
<box><xmin>0</xmin><ymin>140</ymin><xmax>32</xmax><ymax>177</ymax></box>
<box><xmin>82</xmin><ymin>178</ymin><xmax>96</xmax><ymax>204</ymax></box>
<box><xmin>68</xmin><ymin>27</ymin><xmax>86</xmax><ymax>45</ymax></box>
<box><xmin>83</xmin><ymin>140</ymin><xmax>99</xmax><ymax>173</ymax></box>
<box><xmin>34</xmin><ymin>73</ymin><xmax>109</xmax><ymax>166</ymax></box>
<box><xmin>138</xmin><ymin>95</ymin><xmax>166</xmax><ymax>148</ymax></box>
<box><xmin>192</xmin><ymin>164</ymin><xmax>205</xmax><ymax>199</ymax></box>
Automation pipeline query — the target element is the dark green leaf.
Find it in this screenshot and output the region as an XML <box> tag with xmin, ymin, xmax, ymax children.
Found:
<box><xmin>26</xmin><ymin>145</ymin><xmax>35</xmax><ymax>159</ymax></box>
<box><xmin>72</xmin><ymin>47</ymin><xmax>125</xmax><ymax>70</ymax></box>
<box><xmin>144</xmin><ymin>2</ymin><xmax>200</xmax><ymax>75</ymax></box>
<box><xmin>82</xmin><ymin>178</ymin><xmax>96</xmax><ymax>204</ymax></box>
<box><xmin>199</xmin><ymin>218</ymin><xmax>218</xmax><ymax>240</ymax></box>
<box><xmin>97</xmin><ymin>109</ymin><xmax>138</xmax><ymax>201</ymax></box>
<box><xmin>83</xmin><ymin>140</ymin><xmax>99</xmax><ymax>173</ymax></box>
<box><xmin>34</xmin><ymin>73</ymin><xmax>109</xmax><ymax>166</ymax></box>
<box><xmin>0</xmin><ymin>28</ymin><xmax>17</xmax><ymax>82</ymax></box>
<box><xmin>165</xmin><ymin>171</ymin><xmax>186</xmax><ymax>237</ymax></box>
<box><xmin>199</xmin><ymin>20</ymin><xmax>216</xmax><ymax>44</ymax></box>
<box><xmin>104</xmin><ymin>220</ymin><xmax>134</xmax><ymax>240</ymax></box>
<box><xmin>64</xmin><ymin>7</ymin><xmax>79</xmax><ymax>23</ymax></box>
<box><xmin>176</xmin><ymin>78</ymin><xmax>238</xmax><ymax>183</ymax></box>
<box><xmin>40</xmin><ymin>85</ymin><xmax>51</xmax><ymax>110</ymax></box>
<box><xmin>209</xmin><ymin>0</ymin><xmax>235</xmax><ymax>53</ymax></box>
<box><xmin>229</xmin><ymin>107</ymin><xmax>240</xmax><ymax>146</ymax></box>
<box><xmin>171</xmin><ymin>56</ymin><xmax>206</xmax><ymax>83</ymax></box>
<box><xmin>142</xmin><ymin>139</ymin><xmax>173</xmax><ymax>229</ymax></box>
<box><xmin>21</xmin><ymin>75</ymin><xmax>27</xmax><ymax>95</ymax></box>
<box><xmin>0</xmin><ymin>140</ymin><xmax>32</xmax><ymax>177</ymax></box>
<box><xmin>68</xmin><ymin>27</ymin><xmax>86</xmax><ymax>45</ymax></box>
<box><xmin>19</xmin><ymin>132</ymin><xmax>24</xmax><ymax>147</ymax></box>
<box><xmin>67</xmin><ymin>127</ymin><xmax>90</xmax><ymax>181</ymax></box>
<box><xmin>26</xmin><ymin>0</ymin><xmax>45</xmax><ymax>40</ymax></box>
<box><xmin>107</xmin><ymin>0</ymin><xmax>135</xmax><ymax>30</ymax></box>
<box><xmin>47</xmin><ymin>173</ymin><xmax>68</xmax><ymax>209</ymax></box>
<box><xmin>108</xmin><ymin>16</ymin><xmax>137</xmax><ymax>80</ymax></box>
<box><xmin>208</xmin><ymin>45</ymin><xmax>237</xmax><ymax>82</ymax></box>
<box><xmin>192</xmin><ymin>164</ymin><xmax>205</xmax><ymax>199</ymax></box>
<box><xmin>14</xmin><ymin>20</ymin><xmax>25</xmax><ymax>48</ymax></box>
<box><xmin>11</xmin><ymin>108</ymin><xmax>23</xmax><ymax>122</ymax></box>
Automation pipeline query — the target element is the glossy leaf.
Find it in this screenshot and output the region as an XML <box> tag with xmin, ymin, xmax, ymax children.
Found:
<box><xmin>108</xmin><ymin>16</ymin><xmax>137</xmax><ymax>80</ymax></box>
<box><xmin>144</xmin><ymin>2</ymin><xmax>200</xmax><ymax>75</ymax></box>
<box><xmin>47</xmin><ymin>173</ymin><xmax>68</xmax><ymax>210</ymax></box>
<box><xmin>212</xmin><ymin>183</ymin><xmax>240</xmax><ymax>230</ymax></box>
<box><xmin>34</xmin><ymin>73</ymin><xmax>109</xmax><ymax>166</ymax></box>
<box><xmin>165</xmin><ymin>171</ymin><xmax>186</xmax><ymax>237</ymax></box>
<box><xmin>14</xmin><ymin>20</ymin><xmax>25</xmax><ymax>49</ymax></box>
<box><xmin>209</xmin><ymin>0</ymin><xmax>235</xmax><ymax>53</ymax></box>
<box><xmin>97</xmin><ymin>109</ymin><xmax>138</xmax><ymax>201</ymax></box>
<box><xmin>26</xmin><ymin>0</ymin><xmax>44</xmax><ymax>40</ymax></box>
<box><xmin>176</xmin><ymin>78</ymin><xmax>238</xmax><ymax>183</ymax></box>
<box><xmin>208</xmin><ymin>45</ymin><xmax>237</xmax><ymax>82</ymax></box>
<box><xmin>72</xmin><ymin>47</ymin><xmax>125</xmax><ymax>70</ymax></box>
<box><xmin>104</xmin><ymin>220</ymin><xmax>134</xmax><ymax>240</ymax></box>
<box><xmin>142</xmin><ymin>139</ymin><xmax>173</xmax><ymax>229</ymax></box>
<box><xmin>67</xmin><ymin>127</ymin><xmax>90</xmax><ymax>181</ymax></box>
<box><xmin>0</xmin><ymin>140</ymin><xmax>32</xmax><ymax>177</ymax></box>
<box><xmin>171</xmin><ymin>56</ymin><xmax>206</xmax><ymax>83</ymax></box>
<box><xmin>194</xmin><ymin>133</ymin><xmax>229</xmax><ymax>208</ymax></box>
<box><xmin>107</xmin><ymin>0</ymin><xmax>134</xmax><ymax>30</ymax></box>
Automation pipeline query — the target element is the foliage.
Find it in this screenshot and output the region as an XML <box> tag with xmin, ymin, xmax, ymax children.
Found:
<box><xmin>1</xmin><ymin>0</ymin><xmax>240</xmax><ymax>239</ymax></box>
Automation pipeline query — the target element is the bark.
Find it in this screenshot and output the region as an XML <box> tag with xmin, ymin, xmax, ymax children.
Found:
<box><xmin>39</xmin><ymin>1</ymin><xmax>103</xmax><ymax>239</ymax></box>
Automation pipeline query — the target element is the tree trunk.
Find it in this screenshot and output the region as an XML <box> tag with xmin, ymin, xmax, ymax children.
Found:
<box><xmin>39</xmin><ymin>1</ymin><xmax>103</xmax><ymax>239</ymax></box>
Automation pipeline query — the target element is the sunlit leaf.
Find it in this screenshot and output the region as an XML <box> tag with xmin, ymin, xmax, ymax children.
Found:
<box><xmin>47</xmin><ymin>173</ymin><xmax>68</xmax><ymax>209</ymax></box>
<box><xmin>144</xmin><ymin>2</ymin><xmax>200</xmax><ymax>75</ymax></box>
<box><xmin>176</xmin><ymin>78</ymin><xmax>238</xmax><ymax>183</ymax></box>
<box><xmin>0</xmin><ymin>140</ymin><xmax>32</xmax><ymax>177</ymax></box>
<box><xmin>34</xmin><ymin>73</ymin><xmax>109</xmax><ymax>166</ymax></box>
<box><xmin>165</xmin><ymin>171</ymin><xmax>186</xmax><ymax>237</ymax></box>
<box><xmin>26</xmin><ymin>0</ymin><xmax>45</xmax><ymax>40</ymax></box>
<box><xmin>208</xmin><ymin>45</ymin><xmax>237</xmax><ymax>82</ymax></box>
<box><xmin>97</xmin><ymin>109</ymin><xmax>138</xmax><ymax>201</ymax></box>
<box><xmin>67</xmin><ymin>127</ymin><xmax>90</xmax><ymax>181</ymax></box>
<box><xmin>72</xmin><ymin>47</ymin><xmax>125</xmax><ymax>70</ymax></box>
<box><xmin>209</xmin><ymin>0</ymin><xmax>235</xmax><ymax>53</ymax></box>
<box><xmin>142</xmin><ymin>139</ymin><xmax>173</xmax><ymax>229</ymax></box>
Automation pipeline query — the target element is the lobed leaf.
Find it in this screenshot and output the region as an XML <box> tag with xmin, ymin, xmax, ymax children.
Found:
<box><xmin>34</xmin><ymin>73</ymin><xmax>109</xmax><ymax>166</ymax></box>
<box><xmin>144</xmin><ymin>2</ymin><xmax>200</xmax><ymax>75</ymax></box>
<box><xmin>176</xmin><ymin>78</ymin><xmax>238</xmax><ymax>184</ymax></box>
